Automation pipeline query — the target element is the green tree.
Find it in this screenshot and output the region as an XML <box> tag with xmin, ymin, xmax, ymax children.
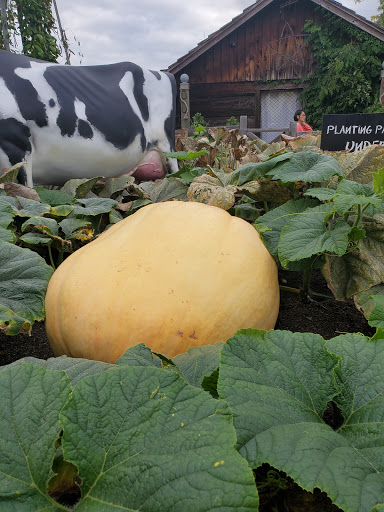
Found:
<box><xmin>301</xmin><ymin>8</ymin><xmax>384</xmax><ymax>129</ymax></box>
<box><xmin>372</xmin><ymin>0</ymin><xmax>384</xmax><ymax>26</ymax></box>
<box><xmin>0</xmin><ymin>0</ymin><xmax>61</xmax><ymax>62</ymax></box>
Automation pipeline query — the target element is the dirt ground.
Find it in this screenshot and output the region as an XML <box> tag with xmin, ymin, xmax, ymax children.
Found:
<box><xmin>0</xmin><ymin>268</ymin><xmax>375</xmax><ymax>367</ymax></box>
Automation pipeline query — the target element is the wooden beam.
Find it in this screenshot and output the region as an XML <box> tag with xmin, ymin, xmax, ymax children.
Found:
<box><xmin>254</xmin><ymin>89</ymin><xmax>261</xmax><ymax>129</ymax></box>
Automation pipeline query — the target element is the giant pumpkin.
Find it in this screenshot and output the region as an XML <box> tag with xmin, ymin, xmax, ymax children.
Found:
<box><xmin>45</xmin><ymin>201</ymin><xmax>279</xmax><ymax>362</ymax></box>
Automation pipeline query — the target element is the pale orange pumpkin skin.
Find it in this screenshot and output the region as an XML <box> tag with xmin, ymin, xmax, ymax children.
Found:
<box><xmin>45</xmin><ymin>201</ymin><xmax>279</xmax><ymax>362</ymax></box>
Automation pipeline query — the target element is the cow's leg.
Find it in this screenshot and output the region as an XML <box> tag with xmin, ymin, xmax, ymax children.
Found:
<box><xmin>165</xmin><ymin>154</ymin><xmax>179</xmax><ymax>174</ymax></box>
<box><xmin>25</xmin><ymin>159</ymin><xmax>33</xmax><ymax>188</ymax></box>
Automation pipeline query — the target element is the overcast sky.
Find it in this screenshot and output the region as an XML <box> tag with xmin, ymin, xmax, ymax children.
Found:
<box><xmin>55</xmin><ymin>0</ymin><xmax>381</xmax><ymax>70</ymax></box>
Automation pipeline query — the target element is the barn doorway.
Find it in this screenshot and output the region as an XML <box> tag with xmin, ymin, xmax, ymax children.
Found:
<box><xmin>260</xmin><ymin>90</ymin><xmax>301</xmax><ymax>143</ymax></box>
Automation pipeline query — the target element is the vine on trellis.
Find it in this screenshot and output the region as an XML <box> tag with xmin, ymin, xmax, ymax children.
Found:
<box><xmin>0</xmin><ymin>0</ymin><xmax>60</xmax><ymax>62</ymax></box>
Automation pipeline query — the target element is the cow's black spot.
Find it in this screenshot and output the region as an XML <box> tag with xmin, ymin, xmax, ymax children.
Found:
<box><xmin>0</xmin><ymin>118</ymin><xmax>31</xmax><ymax>164</ymax></box>
<box><xmin>0</xmin><ymin>50</ymin><xmax>48</xmax><ymax>127</ymax></box>
<box><xmin>140</xmin><ymin>133</ymin><xmax>146</xmax><ymax>153</ymax></box>
<box><xmin>0</xmin><ymin>118</ymin><xmax>31</xmax><ymax>185</ymax></box>
<box><xmin>150</xmin><ymin>70</ymin><xmax>161</xmax><ymax>80</ymax></box>
<box><xmin>49</xmin><ymin>98</ymin><xmax>56</xmax><ymax>107</ymax></box>
<box><xmin>78</xmin><ymin>119</ymin><xmax>93</xmax><ymax>139</ymax></box>
<box><xmin>43</xmin><ymin>61</ymin><xmax>150</xmax><ymax>149</ymax></box>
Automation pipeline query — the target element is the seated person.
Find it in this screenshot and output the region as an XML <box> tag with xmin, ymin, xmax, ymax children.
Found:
<box><xmin>294</xmin><ymin>110</ymin><xmax>313</xmax><ymax>132</ymax></box>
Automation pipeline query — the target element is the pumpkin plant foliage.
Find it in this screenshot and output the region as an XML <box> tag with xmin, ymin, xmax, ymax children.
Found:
<box><xmin>0</xmin><ymin>350</ymin><xmax>258</xmax><ymax>511</ymax></box>
<box><xmin>218</xmin><ymin>329</ymin><xmax>384</xmax><ymax>512</ymax></box>
<box><xmin>0</xmin><ymin>240</ymin><xmax>53</xmax><ymax>335</ymax></box>
<box><xmin>3</xmin><ymin>332</ymin><xmax>384</xmax><ymax>511</ymax></box>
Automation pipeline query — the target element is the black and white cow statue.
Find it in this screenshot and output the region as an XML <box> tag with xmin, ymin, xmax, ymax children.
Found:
<box><xmin>0</xmin><ymin>49</ymin><xmax>178</xmax><ymax>187</ymax></box>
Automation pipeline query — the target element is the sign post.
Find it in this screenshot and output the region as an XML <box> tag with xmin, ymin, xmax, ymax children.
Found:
<box><xmin>180</xmin><ymin>74</ymin><xmax>190</xmax><ymax>130</ymax></box>
<box><xmin>320</xmin><ymin>113</ymin><xmax>384</xmax><ymax>152</ymax></box>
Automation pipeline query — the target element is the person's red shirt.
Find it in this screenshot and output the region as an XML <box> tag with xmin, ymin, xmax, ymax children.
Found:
<box><xmin>297</xmin><ymin>122</ymin><xmax>312</xmax><ymax>132</ymax></box>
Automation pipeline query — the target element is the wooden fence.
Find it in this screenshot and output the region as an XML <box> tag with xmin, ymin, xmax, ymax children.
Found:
<box><xmin>179</xmin><ymin>78</ymin><xmax>309</xmax><ymax>141</ymax></box>
<box><xmin>177</xmin><ymin>115</ymin><xmax>299</xmax><ymax>141</ymax></box>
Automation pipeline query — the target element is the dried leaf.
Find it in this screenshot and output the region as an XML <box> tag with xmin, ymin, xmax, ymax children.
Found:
<box><xmin>325</xmin><ymin>145</ymin><xmax>384</xmax><ymax>184</ymax></box>
<box><xmin>238</xmin><ymin>179</ymin><xmax>292</xmax><ymax>204</ymax></box>
<box><xmin>323</xmin><ymin>213</ymin><xmax>384</xmax><ymax>300</ymax></box>
<box><xmin>3</xmin><ymin>183</ymin><xmax>40</xmax><ymax>201</ymax></box>
<box><xmin>187</xmin><ymin>175</ymin><xmax>236</xmax><ymax>210</ymax></box>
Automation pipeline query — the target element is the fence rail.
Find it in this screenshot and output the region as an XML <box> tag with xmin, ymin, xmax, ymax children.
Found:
<box><xmin>176</xmin><ymin>116</ymin><xmax>299</xmax><ymax>141</ymax></box>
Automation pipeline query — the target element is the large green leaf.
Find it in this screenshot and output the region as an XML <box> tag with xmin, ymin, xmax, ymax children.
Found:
<box><xmin>61</xmin><ymin>177</ymin><xmax>103</xmax><ymax>198</ymax></box>
<box><xmin>0</xmin><ymin>364</ymin><xmax>71</xmax><ymax>510</ymax></box>
<box><xmin>332</xmin><ymin>179</ymin><xmax>384</xmax><ymax>216</ymax></box>
<box><xmin>58</xmin><ymin>218</ymin><xmax>93</xmax><ymax>238</ymax></box>
<box><xmin>172</xmin><ymin>343</ymin><xmax>224</xmax><ymax>388</ymax></box>
<box><xmin>278</xmin><ymin>204</ymin><xmax>352</xmax><ymax>267</ymax></box>
<box><xmin>115</xmin><ymin>343</ymin><xmax>162</xmax><ymax>368</ymax></box>
<box><xmin>228</xmin><ymin>153</ymin><xmax>293</xmax><ymax>185</ymax></box>
<box><xmin>219</xmin><ymin>329</ymin><xmax>384</xmax><ymax>512</ymax></box>
<box><xmin>0</xmin><ymin>195</ymin><xmax>19</xmax><ymax>211</ymax></box>
<box><xmin>1</xmin><ymin>361</ymin><xmax>259</xmax><ymax>510</ymax></box>
<box><xmin>98</xmin><ymin>175</ymin><xmax>135</xmax><ymax>198</ymax></box>
<box><xmin>256</xmin><ymin>198</ymin><xmax>319</xmax><ymax>259</ymax></box>
<box><xmin>0</xmin><ymin>241</ymin><xmax>53</xmax><ymax>334</ymax></box>
<box><xmin>34</xmin><ymin>187</ymin><xmax>75</xmax><ymax>206</ymax></box>
<box><xmin>304</xmin><ymin>186</ymin><xmax>337</xmax><ymax>202</ymax></box>
<box><xmin>16</xmin><ymin>196</ymin><xmax>51</xmax><ymax>217</ymax></box>
<box><xmin>0</xmin><ymin>226</ymin><xmax>16</xmax><ymax>243</ymax></box>
<box><xmin>269</xmin><ymin>151</ymin><xmax>343</xmax><ymax>182</ymax></box>
<box><xmin>73</xmin><ymin>197</ymin><xmax>118</xmax><ymax>216</ymax></box>
<box><xmin>364</xmin><ymin>294</ymin><xmax>384</xmax><ymax>328</ymax></box>
<box><xmin>354</xmin><ymin>283</ymin><xmax>384</xmax><ymax>320</ymax></box>
<box><xmin>50</xmin><ymin>204</ymin><xmax>74</xmax><ymax>217</ymax></box>
<box><xmin>19</xmin><ymin>232</ymin><xmax>53</xmax><ymax>245</ymax></box>
<box><xmin>5</xmin><ymin>355</ymin><xmax>116</xmax><ymax>386</ymax></box>
<box><xmin>61</xmin><ymin>365</ymin><xmax>258</xmax><ymax>511</ymax></box>
<box><xmin>21</xmin><ymin>216</ymin><xmax>60</xmax><ymax>236</ymax></box>
<box><xmin>256</xmin><ymin>197</ymin><xmax>324</xmax><ymax>269</ymax></box>
<box><xmin>0</xmin><ymin>199</ymin><xmax>17</xmax><ymax>243</ymax></box>
<box><xmin>0</xmin><ymin>201</ymin><xmax>16</xmax><ymax>228</ymax></box>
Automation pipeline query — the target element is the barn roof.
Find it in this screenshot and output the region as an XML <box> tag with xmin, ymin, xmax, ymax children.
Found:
<box><xmin>167</xmin><ymin>0</ymin><xmax>384</xmax><ymax>73</ymax></box>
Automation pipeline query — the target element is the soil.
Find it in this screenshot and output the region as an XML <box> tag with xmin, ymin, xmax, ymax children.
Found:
<box><xmin>0</xmin><ymin>268</ymin><xmax>374</xmax><ymax>512</ymax></box>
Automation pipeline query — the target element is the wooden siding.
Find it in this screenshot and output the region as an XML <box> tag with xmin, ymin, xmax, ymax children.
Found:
<box><xmin>174</xmin><ymin>0</ymin><xmax>316</xmax><ymax>85</ymax></box>
<box><xmin>170</xmin><ymin>0</ymin><xmax>384</xmax><ymax>128</ymax></box>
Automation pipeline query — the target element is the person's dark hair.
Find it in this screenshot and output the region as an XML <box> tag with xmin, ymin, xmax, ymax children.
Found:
<box><xmin>294</xmin><ymin>109</ymin><xmax>304</xmax><ymax>121</ymax></box>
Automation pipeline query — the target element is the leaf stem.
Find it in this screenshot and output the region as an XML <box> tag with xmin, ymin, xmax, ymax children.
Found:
<box><xmin>57</xmin><ymin>250</ymin><xmax>64</xmax><ymax>266</ymax></box>
<box><xmin>279</xmin><ymin>285</ymin><xmax>301</xmax><ymax>294</ymax></box>
<box><xmin>353</xmin><ymin>204</ymin><xmax>362</xmax><ymax>228</ymax></box>
<box><xmin>302</xmin><ymin>268</ymin><xmax>313</xmax><ymax>297</ymax></box>
<box><xmin>47</xmin><ymin>244</ymin><xmax>56</xmax><ymax>270</ymax></box>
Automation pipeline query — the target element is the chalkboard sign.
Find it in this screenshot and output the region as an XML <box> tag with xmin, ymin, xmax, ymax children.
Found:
<box><xmin>320</xmin><ymin>113</ymin><xmax>384</xmax><ymax>151</ymax></box>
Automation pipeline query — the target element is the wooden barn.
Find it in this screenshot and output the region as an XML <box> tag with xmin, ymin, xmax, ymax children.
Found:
<box><xmin>167</xmin><ymin>0</ymin><xmax>384</xmax><ymax>140</ymax></box>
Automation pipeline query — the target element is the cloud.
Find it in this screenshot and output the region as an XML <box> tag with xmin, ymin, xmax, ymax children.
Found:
<box><xmin>55</xmin><ymin>0</ymin><xmax>381</xmax><ymax>70</ymax></box>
